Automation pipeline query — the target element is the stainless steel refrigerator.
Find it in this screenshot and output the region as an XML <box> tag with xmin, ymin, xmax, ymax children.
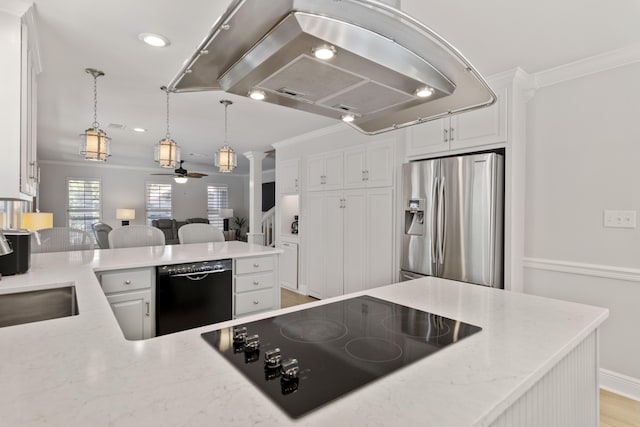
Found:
<box><xmin>401</xmin><ymin>152</ymin><xmax>504</xmax><ymax>288</ymax></box>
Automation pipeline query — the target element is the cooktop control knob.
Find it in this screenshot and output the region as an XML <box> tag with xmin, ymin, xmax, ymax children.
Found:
<box><xmin>280</xmin><ymin>358</ymin><xmax>299</xmax><ymax>381</ymax></box>
<box><xmin>244</xmin><ymin>334</ymin><xmax>260</xmax><ymax>352</ymax></box>
<box><xmin>233</xmin><ymin>327</ymin><xmax>247</xmax><ymax>343</ymax></box>
<box><xmin>264</xmin><ymin>348</ymin><xmax>282</xmax><ymax>369</ymax></box>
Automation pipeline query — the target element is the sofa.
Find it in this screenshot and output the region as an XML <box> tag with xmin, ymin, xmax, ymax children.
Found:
<box><xmin>151</xmin><ymin>218</ymin><xmax>236</xmax><ymax>244</ymax></box>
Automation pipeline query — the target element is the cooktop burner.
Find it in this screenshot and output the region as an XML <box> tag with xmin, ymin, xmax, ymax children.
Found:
<box><xmin>201</xmin><ymin>295</ymin><xmax>482</xmax><ymax>418</ymax></box>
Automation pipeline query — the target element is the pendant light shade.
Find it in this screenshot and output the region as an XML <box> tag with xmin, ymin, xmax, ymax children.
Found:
<box><xmin>80</xmin><ymin>68</ymin><xmax>111</xmax><ymax>162</ymax></box>
<box><xmin>154</xmin><ymin>87</ymin><xmax>181</xmax><ymax>168</ymax></box>
<box><xmin>215</xmin><ymin>100</ymin><xmax>237</xmax><ymax>173</ymax></box>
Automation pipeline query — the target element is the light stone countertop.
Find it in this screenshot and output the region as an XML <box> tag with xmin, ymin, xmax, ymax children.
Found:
<box><xmin>0</xmin><ymin>242</ymin><xmax>608</xmax><ymax>426</ymax></box>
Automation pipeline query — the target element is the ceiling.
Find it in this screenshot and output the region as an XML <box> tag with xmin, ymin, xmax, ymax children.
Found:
<box><xmin>32</xmin><ymin>0</ymin><xmax>640</xmax><ymax>174</ymax></box>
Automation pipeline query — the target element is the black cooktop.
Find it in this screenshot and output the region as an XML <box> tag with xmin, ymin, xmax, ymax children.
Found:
<box><xmin>201</xmin><ymin>295</ymin><xmax>482</xmax><ymax>418</ymax></box>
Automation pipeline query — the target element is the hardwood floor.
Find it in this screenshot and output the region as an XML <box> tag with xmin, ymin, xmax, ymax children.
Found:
<box><xmin>280</xmin><ymin>288</ymin><xmax>318</xmax><ymax>308</ymax></box>
<box><xmin>601</xmin><ymin>389</ymin><xmax>640</xmax><ymax>427</ymax></box>
<box><xmin>280</xmin><ymin>290</ymin><xmax>640</xmax><ymax>425</ymax></box>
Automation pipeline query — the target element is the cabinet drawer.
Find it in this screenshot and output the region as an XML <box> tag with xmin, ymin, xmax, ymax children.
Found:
<box><xmin>235</xmin><ymin>256</ymin><xmax>274</xmax><ymax>275</ymax></box>
<box><xmin>235</xmin><ymin>272</ymin><xmax>274</xmax><ymax>293</ymax></box>
<box><xmin>99</xmin><ymin>268</ymin><xmax>153</xmax><ymax>294</ymax></box>
<box><xmin>236</xmin><ymin>288</ymin><xmax>275</xmax><ymax>316</ymax></box>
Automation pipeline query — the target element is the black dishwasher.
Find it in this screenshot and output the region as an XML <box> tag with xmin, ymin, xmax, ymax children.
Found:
<box><xmin>156</xmin><ymin>259</ymin><xmax>232</xmax><ymax>336</ymax></box>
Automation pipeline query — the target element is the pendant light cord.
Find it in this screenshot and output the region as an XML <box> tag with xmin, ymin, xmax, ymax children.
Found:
<box><xmin>165</xmin><ymin>88</ymin><xmax>171</xmax><ymax>139</ymax></box>
<box><xmin>224</xmin><ymin>102</ymin><xmax>228</xmax><ymax>144</ymax></box>
<box><xmin>92</xmin><ymin>73</ymin><xmax>99</xmax><ymax>129</ymax></box>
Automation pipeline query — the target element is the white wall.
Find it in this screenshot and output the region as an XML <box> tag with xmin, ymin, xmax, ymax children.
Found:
<box><xmin>38</xmin><ymin>162</ymin><xmax>249</xmax><ymax>227</ymax></box>
<box><xmin>524</xmin><ymin>62</ymin><xmax>640</xmax><ymax>390</ymax></box>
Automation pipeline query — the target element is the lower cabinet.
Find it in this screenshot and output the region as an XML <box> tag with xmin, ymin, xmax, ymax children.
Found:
<box><xmin>233</xmin><ymin>254</ymin><xmax>280</xmax><ymax>318</ymax></box>
<box><xmin>96</xmin><ymin>267</ymin><xmax>155</xmax><ymax>340</ymax></box>
<box><xmin>306</xmin><ymin>188</ymin><xmax>394</xmax><ymax>299</ymax></box>
<box><xmin>105</xmin><ymin>290</ymin><xmax>152</xmax><ymax>341</ymax></box>
<box><xmin>278</xmin><ymin>240</ymin><xmax>298</xmax><ymax>290</ymax></box>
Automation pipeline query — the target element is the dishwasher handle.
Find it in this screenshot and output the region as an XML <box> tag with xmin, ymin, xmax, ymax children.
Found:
<box><xmin>169</xmin><ymin>269</ymin><xmax>230</xmax><ymax>279</ymax></box>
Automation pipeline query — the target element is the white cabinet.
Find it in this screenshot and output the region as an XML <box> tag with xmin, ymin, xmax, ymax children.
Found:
<box><xmin>406</xmin><ymin>86</ymin><xmax>508</xmax><ymax>157</ymax></box>
<box><xmin>306</xmin><ymin>188</ymin><xmax>394</xmax><ymax>299</ymax></box>
<box><xmin>97</xmin><ymin>267</ymin><xmax>155</xmax><ymax>340</ymax></box>
<box><xmin>278</xmin><ymin>158</ymin><xmax>300</xmax><ymax>194</ymax></box>
<box><xmin>279</xmin><ymin>240</ymin><xmax>298</xmax><ymax>290</ymax></box>
<box><xmin>343</xmin><ymin>139</ymin><xmax>394</xmax><ymax>189</ymax></box>
<box><xmin>0</xmin><ymin>8</ymin><xmax>40</xmax><ymax>201</ymax></box>
<box><xmin>106</xmin><ymin>290</ymin><xmax>152</xmax><ymax>341</ymax></box>
<box><xmin>233</xmin><ymin>255</ymin><xmax>279</xmax><ymax>317</ymax></box>
<box><xmin>307</xmin><ymin>151</ymin><xmax>343</xmax><ymax>191</ymax></box>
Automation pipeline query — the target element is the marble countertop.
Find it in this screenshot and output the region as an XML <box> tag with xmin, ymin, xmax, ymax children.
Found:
<box><xmin>0</xmin><ymin>243</ymin><xmax>608</xmax><ymax>426</ymax></box>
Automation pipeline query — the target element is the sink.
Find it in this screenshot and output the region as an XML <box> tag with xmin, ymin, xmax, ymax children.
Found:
<box><xmin>0</xmin><ymin>286</ymin><xmax>79</xmax><ymax>328</ymax></box>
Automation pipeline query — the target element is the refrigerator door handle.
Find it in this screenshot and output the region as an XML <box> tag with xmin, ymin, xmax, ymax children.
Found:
<box><xmin>437</xmin><ymin>176</ymin><xmax>446</xmax><ymax>265</ymax></box>
<box><xmin>430</xmin><ymin>175</ymin><xmax>438</xmax><ymax>263</ymax></box>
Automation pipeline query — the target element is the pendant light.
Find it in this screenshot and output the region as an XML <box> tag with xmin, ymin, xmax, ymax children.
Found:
<box><xmin>154</xmin><ymin>86</ymin><xmax>181</xmax><ymax>168</ymax></box>
<box><xmin>215</xmin><ymin>100</ymin><xmax>237</xmax><ymax>173</ymax></box>
<box><xmin>80</xmin><ymin>68</ymin><xmax>111</xmax><ymax>161</ymax></box>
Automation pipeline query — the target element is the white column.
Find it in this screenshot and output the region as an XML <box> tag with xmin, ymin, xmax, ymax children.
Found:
<box><xmin>244</xmin><ymin>151</ymin><xmax>267</xmax><ymax>245</ymax></box>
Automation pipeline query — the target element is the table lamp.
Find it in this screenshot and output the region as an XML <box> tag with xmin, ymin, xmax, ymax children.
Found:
<box><xmin>220</xmin><ymin>209</ymin><xmax>234</xmax><ymax>231</ymax></box>
<box><xmin>116</xmin><ymin>209</ymin><xmax>135</xmax><ymax>226</ymax></box>
<box><xmin>22</xmin><ymin>212</ymin><xmax>54</xmax><ymax>231</ymax></box>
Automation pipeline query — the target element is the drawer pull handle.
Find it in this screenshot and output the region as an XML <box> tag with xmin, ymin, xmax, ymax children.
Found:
<box><xmin>253</xmin><ymin>300</ymin><xmax>259</xmax><ymax>305</ymax></box>
<box><xmin>145</xmin><ymin>302</ymin><xmax>150</xmax><ymax>317</ymax></box>
<box><xmin>253</xmin><ymin>263</ymin><xmax>260</xmax><ymax>268</ymax></box>
<box><xmin>253</xmin><ymin>281</ymin><xmax>259</xmax><ymax>285</ymax></box>
<box><xmin>124</xmin><ymin>280</ymin><xmax>132</xmax><ymax>285</ymax></box>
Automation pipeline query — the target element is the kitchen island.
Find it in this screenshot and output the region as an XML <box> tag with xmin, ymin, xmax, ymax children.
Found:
<box><xmin>0</xmin><ymin>242</ymin><xmax>607</xmax><ymax>426</ymax></box>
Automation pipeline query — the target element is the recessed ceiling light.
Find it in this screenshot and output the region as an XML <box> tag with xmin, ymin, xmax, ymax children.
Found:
<box><xmin>415</xmin><ymin>86</ymin><xmax>435</xmax><ymax>98</ymax></box>
<box><xmin>341</xmin><ymin>113</ymin><xmax>355</xmax><ymax>123</ymax></box>
<box><xmin>138</xmin><ymin>33</ymin><xmax>170</xmax><ymax>47</ymax></box>
<box><xmin>248</xmin><ymin>89</ymin><xmax>266</xmax><ymax>101</ymax></box>
<box><xmin>133</xmin><ymin>127</ymin><xmax>147</xmax><ymax>132</ymax></box>
<box><xmin>313</xmin><ymin>45</ymin><xmax>336</xmax><ymax>60</ymax></box>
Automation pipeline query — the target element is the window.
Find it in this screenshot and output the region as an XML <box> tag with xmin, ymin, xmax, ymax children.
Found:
<box><xmin>67</xmin><ymin>178</ymin><xmax>101</xmax><ymax>239</ymax></box>
<box><xmin>146</xmin><ymin>183</ymin><xmax>172</xmax><ymax>224</ymax></box>
<box><xmin>207</xmin><ymin>185</ymin><xmax>229</xmax><ymax>229</ymax></box>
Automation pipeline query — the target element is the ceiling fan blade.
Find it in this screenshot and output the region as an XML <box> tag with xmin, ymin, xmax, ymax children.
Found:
<box><xmin>150</xmin><ymin>173</ymin><xmax>178</xmax><ymax>176</ymax></box>
<box><xmin>186</xmin><ymin>172</ymin><xmax>208</xmax><ymax>178</ymax></box>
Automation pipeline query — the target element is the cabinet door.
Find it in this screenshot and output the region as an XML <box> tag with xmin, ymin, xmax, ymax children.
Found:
<box><xmin>19</xmin><ymin>24</ymin><xmax>37</xmax><ymax>197</ymax></box>
<box><xmin>306</xmin><ymin>193</ymin><xmax>326</xmax><ymax>298</ymax></box>
<box><xmin>343</xmin><ymin>147</ymin><xmax>366</xmax><ymax>189</ymax></box>
<box><xmin>449</xmin><ymin>87</ymin><xmax>508</xmax><ymax>149</ymax></box>
<box><xmin>365</xmin><ymin>188</ymin><xmax>394</xmax><ymax>289</ymax></box>
<box><xmin>405</xmin><ymin>118</ymin><xmax>449</xmax><ymax>157</ymax></box>
<box><xmin>306</xmin><ymin>155</ymin><xmax>325</xmax><ymax>191</ymax></box>
<box><xmin>106</xmin><ymin>290</ymin><xmax>152</xmax><ymax>340</ymax></box>
<box><xmin>278</xmin><ymin>159</ymin><xmax>299</xmax><ymax>194</ymax></box>
<box><xmin>324</xmin><ymin>193</ymin><xmax>344</xmax><ymax>298</ymax></box>
<box><xmin>323</xmin><ymin>151</ymin><xmax>343</xmax><ymax>190</ymax></box>
<box><xmin>366</xmin><ymin>140</ymin><xmax>394</xmax><ymax>188</ymax></box>
<box><xmin>343</xmin><ymin>191</ymin><xmax>366</xmax><ymax>294</ymax></box>
<box><xmin>279</xmin><ymin>241</ymin><xmax>298</xmax><ymax>290</ymax></box>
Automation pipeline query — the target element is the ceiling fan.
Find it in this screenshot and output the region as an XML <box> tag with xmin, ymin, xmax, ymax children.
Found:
<box><xmin>151</xmin><ymin>160</ymin><xmax>208</xmax><ymax>182</ymax></box>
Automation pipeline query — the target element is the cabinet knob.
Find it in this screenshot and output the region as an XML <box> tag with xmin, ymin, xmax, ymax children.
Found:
<box><xmin>450</xmin><ymin>127</ymin><xmax>455</xmax><ymax>141</ymax></box>
<box><xmin>253</xmin><ymin>300</ymin><xmax>260</xmax><ymax>305</ymax></box>
<box><xmin>124</xmin><ymin>280</ymin><xmax>132</xmax><ymax>285</ymax></box>
<box><xmin>253</xmin><ymin>281</ymin><xmax>259</xmax><ymax>285</ymax></box>
<box><xmin>253</xmin><ymin>263</ymin><xmax>260</xmax><ymax>268</ymax></box>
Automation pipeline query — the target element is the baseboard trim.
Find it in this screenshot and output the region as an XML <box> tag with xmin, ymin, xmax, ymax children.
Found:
<box><xmin>601</xmin><ymin>368</ymin><xmax>640</xmax><ymax>401</ymax></box>
<box><xmin>523</xmin><ymin>257</ymin><xmax>640</xmax><ymax>283</ymax></box>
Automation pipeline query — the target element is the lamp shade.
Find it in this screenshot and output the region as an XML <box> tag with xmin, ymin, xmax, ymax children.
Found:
<box><xmin>154</xmin><ymin>138</ymin><xmax>180</xmax><ymax>168</ymax></box>
<box><xmin>215</xmin><ymin>145</ymin><xmax>237</xmax><ymax>173</ymax></box>
<box><xmin>220</xmin><ymin>209</ymin><xmax>234</xmax><ymax>219</ymax></box>
<box><xmin>22</xmin><ymin>212</ymin><xmax>53</xmax><ymax>231</ymax></box>
<box><xmin>116</xmin><ymin>209</ymin><xmax>135</xmax><ymax>220</ymax></box>
<box><xmin>0</xmin><ymin>212</ymin><xmax>6</xmax><ymax>228</ymax></box>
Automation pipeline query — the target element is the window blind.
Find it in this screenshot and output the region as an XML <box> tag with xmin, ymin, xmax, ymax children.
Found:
<box><xmin>67</xmin><ymin>178</ymin><xmax>101</xmax><ymax>239</ymax></box>
<box><xmin>146</xmin><ymin>183</ymin><xmax>172</xmax><ymax>224</ymax></box>
<box><xmin>207</xmin><ymin>185</ymin><xmax>229</xmax><ymax>229</ymax></box>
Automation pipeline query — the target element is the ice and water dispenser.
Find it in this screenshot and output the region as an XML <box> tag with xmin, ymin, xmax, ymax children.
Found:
<box><xmin>404</xmin><ymin>198</ymin><xmax>425</xmax><ymax>236</ymax></box>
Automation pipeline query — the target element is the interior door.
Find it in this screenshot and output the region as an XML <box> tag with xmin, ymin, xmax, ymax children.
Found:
<box><xmin>438</xmin><ymin>153</ymin><xmax>503</xmax><ymax>287</ymax></box>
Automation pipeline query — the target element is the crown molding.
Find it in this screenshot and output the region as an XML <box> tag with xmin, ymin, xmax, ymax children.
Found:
<box><xmin>0</xmin><ymin>0</ymin><xmax>31</xmax><ymax>16</ymax></box>
<box><xmin>535</xmin><ymin>42</ymin><xmax>640</xmax><ymax>88</ymax></box>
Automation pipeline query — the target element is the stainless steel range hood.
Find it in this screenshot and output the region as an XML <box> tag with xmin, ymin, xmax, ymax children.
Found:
<box><xmin>167</xmin><ymin>0</ymin><xmax>496</xmax><ymax>135</ymax></box>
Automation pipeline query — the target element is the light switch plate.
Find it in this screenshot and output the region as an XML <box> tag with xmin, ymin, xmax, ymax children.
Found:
<box><xmin>603</xmin><ymin>210</ymin><xmax>637</xmax><ymax>228</ymax></box>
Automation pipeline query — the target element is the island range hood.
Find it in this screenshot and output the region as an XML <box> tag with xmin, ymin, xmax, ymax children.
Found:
<box><xmin>167</xmin><ymin>0</ymin><xmax>496</xmax><ymax>135</ymax></box>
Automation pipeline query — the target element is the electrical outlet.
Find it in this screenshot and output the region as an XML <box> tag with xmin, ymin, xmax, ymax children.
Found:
<box><xmin>603</xmin><ymin>210</ymin><xmax>637</xmax><ymax>228</ymax></box>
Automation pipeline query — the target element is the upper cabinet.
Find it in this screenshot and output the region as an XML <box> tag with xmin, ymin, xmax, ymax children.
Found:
<box><xmin>406</xmin><ymin>85</ymin><xmax>508</xmax><ymax>157</ymax></box>
<box><xmin>0</xmin><ymin>6</ymin><xmax>40</xmax><ymax>200</ymax></box>
<box><xmin>307</xmin><ymin>150</ymin><xmax>343</xmax><ymax>191</ymax></box>
<box><xmin>278</xmin><ymin>158</ymin><xmax>300</xmax><ymax>194</ymax></box>
<box><xmin>343</xmin><ymin>138</ymin><xmax>394</xmax><ymax>189</ymax></box>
